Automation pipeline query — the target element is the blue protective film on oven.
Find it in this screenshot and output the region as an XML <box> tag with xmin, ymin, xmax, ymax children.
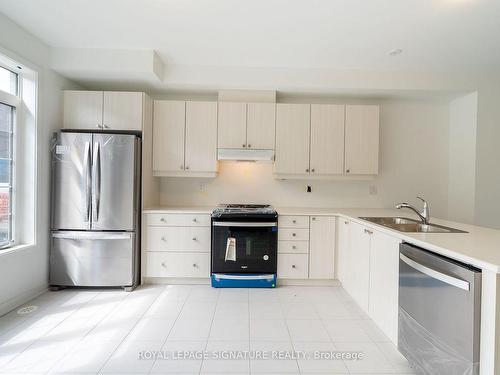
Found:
<box><xmin>211</xmin><ymin>273</ymin><xmax>277</xmax><ymax>288</ymax></box>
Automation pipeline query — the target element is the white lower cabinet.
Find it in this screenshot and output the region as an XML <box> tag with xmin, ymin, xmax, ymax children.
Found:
<box><xmin>368</xmin><ymin>231</ymin><xmax>401</xmax><ymax>344</ymax></box>
<box><xmin>144</xmin><ymin>213</ymin><xmax>211</xmax><ymax>278</ymax></box>
<box><xmin>147</xmin><ymin>252</ymin><xmax>210</xmax><ymax>278</ymax></box>
<box><xmin>309</xmin><ymin>216</ymin><xmax>336</xmax><ymax>279</ymax></box>
<box><xmin>278</xmin><ymin>254</ymin><xmax>309</xmax><ymax>279</ymax></box>
<box><xmin>147</xmin><ymin>227</ymin><xmax>210</xmax><ymax>252</ymax></box>
<box><xmin>337</xmin><ymin>218</ymin><xmax>401</xmax><ymax>344</ymax></box>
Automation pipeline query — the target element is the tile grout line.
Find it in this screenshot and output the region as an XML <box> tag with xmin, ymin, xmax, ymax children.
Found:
<box><xmin>199</xmin><ymin>286</ymin><xmax>220</xmax><ymax>375</ymax></box>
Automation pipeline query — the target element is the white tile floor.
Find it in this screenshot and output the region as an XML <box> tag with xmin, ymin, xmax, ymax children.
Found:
<box><xmin>0</xmin><ymin>285</ymin><xmax>417</xmax><ymax>374</ymax></box>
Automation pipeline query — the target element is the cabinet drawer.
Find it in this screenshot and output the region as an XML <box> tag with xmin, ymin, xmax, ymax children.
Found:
<box><xmin>147</xmin><ymin>227</ymin><xmax>210</xmax><ymax>252</ymax></box>
<box><xmin>146</xmin><ymin>252</ymin><xmax>210</xmax><ymax>278</ymax></box>
<box><xmin>278</xmin><ymin>228</ymin><xmax>309</xmax><ymax>241</ymax></box>
<box><xmin>147</xmin><ymin>213</ymin><xmax>211</xmax><ymax>227</ymax></box>
<box><xmin>278</xmin><ymin>254</ymin><xmax>309</xmax><ymax>279</ymax></box>
<box><xmin>278</xmin><ymin>240</ymin><xmax>309</xmax><ymax>254</ymax></box>
<box><xmin>278</xmin><ymin>215</ymin><xmax>309</xmax><ymax>228</ymax></box>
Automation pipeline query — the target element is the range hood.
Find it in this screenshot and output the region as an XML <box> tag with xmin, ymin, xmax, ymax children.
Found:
<box><xmin>217</xmin><ymin>148</ymin><xmax>275</xmax><ymax>161</ymax></box>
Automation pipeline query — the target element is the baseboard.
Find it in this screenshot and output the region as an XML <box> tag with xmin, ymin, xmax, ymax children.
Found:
<box><xmin>0</xmin><ymin>285</ymin><xmax>48</xmax><ymax>317</ymax></box>
<box><xmin>143</xmin><ymin>277</ymin><xmax>340</xmax><ymax>287</ymax></box>
<box><xmin>278</xmin><ymin>279</ymin><xmax>340</xmax><ymax>286</ymax></box>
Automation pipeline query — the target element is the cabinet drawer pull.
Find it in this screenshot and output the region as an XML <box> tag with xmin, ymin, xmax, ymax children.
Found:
<box><xmin>292</xmin><ymin>245</ymin><xmax>297</xmax><ymax>249</ymax></box>
<box><xmin>161</xmin><ymin>236</ymin><xmax>167</xmax><ymax>242</ymax></box>
<box><xmin>193</xmin><ymin>218</ymin><xmax>197</xmax><ymax>223</ymax></box>
<box><xmin>346</xmin><ymin>169</ymin><xmax>350</xmax><ymax>173</ymax></box>
<box><xmin>311</xmin><ymin>168</ymin><xmax>315</xmax><ymax>172</ymax></box>
<box><xmin>291</xmin><ymin>264</ymin><xmax>296</xmax><ymax>269</ymax></box>
<box><xmin>96</xmin><ymin>123</ymin><xmax>101</xmax><ymax>128</ymax></box>
<box><xmin>242</xmin><ymin>144</ymin><xmax>246</xmax><ymax>147</ymax></box>
<box><xmin>185</xmin><ymin>166</ymin><xmax>190</xmax><ymax>170</ymax></box>
<box><xmin>192</xmin><ymin>263</ymin><xmax>198</xmax><ymax>268</ymax></box>
<box><xmin>305</xmin><ymin>168</ymin><xmax>309</xmax><ymax>172</ymax></box>
<box><xmin>161</xmin><ymin>262</ymin><xmax>166</xmax><ymax>267</ymax></box>
<box><xmin>247</xmin><ymin>144</ymin><xmax>251</xmax><ymax>148</ymax></box>
<box><xmin>292</xmin><ymin>220</ymin><xmax>296</xmax><ymax>224</ymax></box>
<box><xmin>364</xmin><ymin>229</ymin><xmax>373</xmax><ymax>235</ymax></box>
<box><xmin>312</xmin><ymin>217</ymin><xmax>316</xmax><ymax>221</ymax></box>
<box><xmin>344</xmin><ymin>221</ymin><xmax>349</xmax><ymax>225</ymax></box>
<box><xmin>160</xmin><ymin>217</ymin><xmax>166</xmax><ymax>222</ymax></box>
<box><xmin>292</xmin><ymin>233</ymin><xmax>296</xmax><ymax>237</ymax></box>
<box><xmin>192</xmin><ymin>237</ymin><xmax>198</xmax><ymax>241</ymax></box>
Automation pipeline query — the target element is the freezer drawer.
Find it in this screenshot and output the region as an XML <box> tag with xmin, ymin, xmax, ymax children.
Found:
<box><xmin>50</xmin><ymin>231</ymin><xmax>136</xmax><ymax>287</ymax></box>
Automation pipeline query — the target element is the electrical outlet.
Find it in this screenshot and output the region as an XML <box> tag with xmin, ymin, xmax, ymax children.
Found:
<box><xmin>199</xmin><ymin>183</ymin><xmax>206</xmax><ymax>192</ymax></box>
<box><xmin>307</xmin><ymin>185</ymin><xmax>312</xmax><ymax>193</ymax></box>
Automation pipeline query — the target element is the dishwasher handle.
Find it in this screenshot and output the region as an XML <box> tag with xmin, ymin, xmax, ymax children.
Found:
<box><xmin>400</xmin><ymin>253</ymin><xmax>470</xmax><ymax>291</ymax></box>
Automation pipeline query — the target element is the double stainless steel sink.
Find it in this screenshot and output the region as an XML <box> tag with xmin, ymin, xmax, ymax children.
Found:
<box><xmin>359</xmin><ymin>217</ymin><xmax>467</xmax><ymax>233</ymax></box>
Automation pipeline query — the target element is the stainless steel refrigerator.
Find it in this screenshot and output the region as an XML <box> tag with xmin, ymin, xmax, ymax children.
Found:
<box><xmin>50</xmin><ymin>131</ymin><xmax>141</xmax><ymax>291</ymax></box>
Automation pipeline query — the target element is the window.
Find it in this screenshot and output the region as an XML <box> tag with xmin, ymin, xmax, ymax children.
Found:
<box><xmin>0</xmin><ymin>66</ymin><xmax>18</xmax><ymax>248</ymax></box>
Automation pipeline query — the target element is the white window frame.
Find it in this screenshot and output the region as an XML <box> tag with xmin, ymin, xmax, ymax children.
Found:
<box><xmin>0</xmin><ymin>50</ymin><xmax>37</xmax><ymax>252</ymax></box>
<box><xmin>0</xmin><ymin>66</ymin><xmax>20</xmax><ymax>249</ymax></box>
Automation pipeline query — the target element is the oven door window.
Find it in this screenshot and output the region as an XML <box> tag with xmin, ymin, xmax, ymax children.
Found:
<box><xmin>212</xmin><ymin>225</ymin><xmax>277</xmax><ymax>273</ymax></box>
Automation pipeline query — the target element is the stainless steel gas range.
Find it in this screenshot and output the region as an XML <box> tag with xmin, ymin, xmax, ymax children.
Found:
<box><xmin>211</xmin><ymin>204</ymin><xmax>278</xmax><ymax>288</ymax></box>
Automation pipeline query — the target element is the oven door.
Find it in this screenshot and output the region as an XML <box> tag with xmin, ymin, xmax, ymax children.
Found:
<box><xmin>211</xmin><ymin>221</ymin><xmax>277</xmax><ymax>274</ymax></box>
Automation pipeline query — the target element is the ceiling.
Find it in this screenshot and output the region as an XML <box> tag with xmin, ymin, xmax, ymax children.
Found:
<box><xmin>0</xmin><ymin>0</ymin><xmax>499</xmax><ymax>92</ymax></box>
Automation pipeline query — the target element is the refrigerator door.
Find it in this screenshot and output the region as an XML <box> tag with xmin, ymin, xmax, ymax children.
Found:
<box><xmin>50</xmin><ymin>231</ymin><xmax>135</xmax><ymax>286</ymax></box>
<box><xmin>52</xmin><ymin>132</ymin><xmax>93</xmax><ymax>230</ymax></box>
<box><xmin>91</xmin><ymin>133</ymin><xmax>138</xmax><ymax>231</ymax></box>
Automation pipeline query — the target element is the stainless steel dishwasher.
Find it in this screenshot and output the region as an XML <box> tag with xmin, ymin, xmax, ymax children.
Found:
<box><xmin>398</xmin><ymin>242</ymin><xmax>481</xmax><ymax>375</ymax></box>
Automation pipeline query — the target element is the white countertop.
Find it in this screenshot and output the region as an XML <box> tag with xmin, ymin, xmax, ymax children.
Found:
<box><xmin>143</xmin><ymin>206</ymin><xmax>500</xmax><ymax>273</ymax></box>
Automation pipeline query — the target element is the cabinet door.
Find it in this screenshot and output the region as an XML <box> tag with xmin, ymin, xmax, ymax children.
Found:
<box><xmin>274</xmin><ymin>104</ymin><xmax>311</xmax><ymax>175</ymax></box>
<box><xmin>103</xmin><ymin>92</ymin><xmax>144</xmax><ymax>131</ymax></box>
<box><xmin>369</xmin><ymin>231</ymin><xmax>400</xmax><ymax>344</ymax></box>
<box><xmin>152</xmin><ymin>100</ymin><xmax>186</xmax><ymax>174</ymax></box>
<box><xmin>217</xmin><ymin>102</ymin><xmax>247</xmax><ymax>148</ymax></box>
<box><xmin>310</xmin><ymin>104</ymin><xmax>345</xmax><ymax>175</ymax></box>
<box><xmin>345</xmin><ymin>105</ymin><xmax>379</xmax><ymax>175</ymax></box>
<box><xmin>247</xmin><ymin>103</ymin><xmax>276</xmax><ymax>149</ymax></box>
<box><xmin>347</xmin><ymin>221</ymin><xmax>371</xmax><ymax>312</ymax></box>
<box><xmin>63</xmin><ymin>91</ymin><xmax>103</xmax><ymax>130</ymax></box>
<box><xmin>185</xmin><ymin>101</ymin><xmax>218</xmax><ymax>173</ymax></box>
<box><xmin>336</xmin><ymin>219</ymin><xmax>351</xmax><ymax>286</ymax></box>
<box><xmin>309</xmin><ymin>216</ymin><xmax>336</xmax><ymax>279</ymax></box>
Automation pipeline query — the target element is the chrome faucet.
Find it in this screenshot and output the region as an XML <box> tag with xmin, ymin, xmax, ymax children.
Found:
<box><xmin>395</xmin><ymin>197</ymin><xmax>430</xmax><ymax>225</ymax></box>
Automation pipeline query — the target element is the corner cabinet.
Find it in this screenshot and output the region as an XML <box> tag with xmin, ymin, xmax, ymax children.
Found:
<box><xmin>152</xmin><ymin>100</ymin><xmax>218</xmax><ymax>177</ymax></box>
<box><xmin>63</xmin><ymin>91</ymin><xmax>145</xmax><ymax>131</ymax></box>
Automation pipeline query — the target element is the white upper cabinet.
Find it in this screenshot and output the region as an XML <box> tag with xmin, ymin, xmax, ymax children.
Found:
<box><xmin>63</xmin><ymin>90</ymin><xmax>144</xmax><ymax>131</ymax></box>
<box><xmin>103</xmin><ymin>92</ymin><xmax>144</xmax><ymax>131</ymax></box>
<box><xmin>153</xmin><ymin>100</ymin><xmax>186</xmax><ymax>174</ymax></box>
<box><xmin>63</xmin><ymin>91</ymin><xmax>103</xmax><ymax>130</ymax></box>
<box><xmin>217</xmin><ymin>102</ymin><xmax>247</xmax><ymax>148</ymax></box>
<box><xmin>217</xmin><ymin>101</ymin><xmax>276</xmax><ymax>150</ymax></box>
<box><xmin>369</xmin><ymin>230</ymin><xmax>401</xmax><ymax>344</ymax></box>
<box><xmin>345</xmin><ymin>105</ymin><xmax>379</xmax><ymax>175</ymax></box>
<box><xmin>185</xmin><ymin>101</ymin><xmax>218</xmax><ymax>174</ymax></box>
<box><xmin>309</xmin><ymin>216</ymin><xmax>336</xmax><ymax>279</ymax></box>
<box><xmin>246</xmin><ymin>102</ymin><xmax>276</xmax><ymax>149</ymax></box>
<box><xmin>310</xmin><ymin>104</ymin><xmax>345</xmax><ymax>176</ymax></box>
<box><xmin>274</xmin><ymin>103</ymin><xmax>311</xmax><ymax>175</ymax></box>
<box><xmin>153</xmin><ymin>100</ymin><xmax>218</xmax><ymax>177</ymax></box>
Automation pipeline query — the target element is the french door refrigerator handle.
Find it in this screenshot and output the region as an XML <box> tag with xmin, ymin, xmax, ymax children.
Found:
<box><xmin>92</xmin><ymin>141</ymin><xmax>101</xmax><ymax>223</ymax></box>
<box><xmin>400</xmin><ymin>253</ymin><xmax>470</xmax><ymax>291</ymax></box>
<box><xmin>52</xmin><ymin>232</ymin><xmax>132</xmax><ymax>240</ymax></box>
<box><xmin>82</xmin><ymin>141</ymin><xmax>91</xmax><ymax>223</ymax></box>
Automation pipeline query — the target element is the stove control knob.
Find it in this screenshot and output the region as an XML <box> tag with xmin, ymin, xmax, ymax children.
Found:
<box><xmin>263</xmin><ymin>255</ymin><xmax>269</xmax><ymax>261</ymax></box>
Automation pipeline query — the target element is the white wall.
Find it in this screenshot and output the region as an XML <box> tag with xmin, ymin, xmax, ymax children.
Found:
<box><xmin>0</xmin><ymin>13</ymin><xmax>79</xmax><ymax>315</ymax></box>
<box><xmin>160</xmin><ymin>98</ymin><xmax>452</xmax><ymax>218</ymax></box>
<box><xmin>448</xmin><ymin>92</ymin><xmax>478</xmax><ymax>224</ymax></box>
<box><xmin>474</xmin><ymin>84</ymin><xmax>500</xmax><ymax>229</ymax></box>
